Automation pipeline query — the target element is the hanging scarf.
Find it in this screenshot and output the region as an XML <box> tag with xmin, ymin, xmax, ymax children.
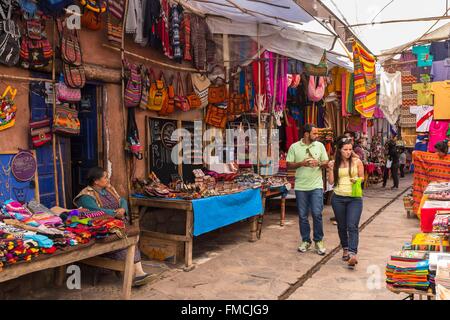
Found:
<box><xmin>264</xmin><ymin>51</ymin><xmax>273</xmax><ymax>112</ymax></box>
<box><xmin>275</xmin><ymin>56</ymin><xmax>288</xmax><ymax>112</ymax></box>
<box><xmin>352</xmin><ymin>41</ymin><xmax>376</xmax><ymax>118</ymax></box>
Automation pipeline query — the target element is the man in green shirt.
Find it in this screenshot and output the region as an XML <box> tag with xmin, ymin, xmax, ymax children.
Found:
<box><xmin>287</xmin><ymin>124</ymin><xmax>329</xmax><ymax>255</ymax></box>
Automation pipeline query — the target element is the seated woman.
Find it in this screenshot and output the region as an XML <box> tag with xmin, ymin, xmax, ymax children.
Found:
<box><xmin>74</xmin><ymin>167</ymin><xmax>156</xmax><ymax>287</ymax></box>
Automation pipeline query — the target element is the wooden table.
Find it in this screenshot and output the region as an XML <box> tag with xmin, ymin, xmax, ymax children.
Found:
<box><xmin>0</xmin><ymin>236</ymin><xmax>139</xmax><ymax>300</ymax></box>
<box><xmin>130</xmin><ymin>197</ymin><xmax>259</xmax><ymax>271</ymax></box>
<box><xmin>386</xmin><ymin>284</ymin><xmax>435</xmax><ymax>300</ymax></box>
<box><xmin>262</xmin><ymin>187</ymin><xmax>287</xmax><ymax>227</ymax></box>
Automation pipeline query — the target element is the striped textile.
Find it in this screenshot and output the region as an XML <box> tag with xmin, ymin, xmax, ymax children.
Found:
<box><xmin>352</xmin><ymin>42</ymin><xmax>376</xmax><ymax>118</ymax></box>
<box><xmin>341</xmin><ymin>71</ymin><xmax>354</xmax><ymax>116</ymax></box>
<box><xmin>412</xmin><ymin>151</ymin><xmax>450</xmax><ymax>214</ymax></box>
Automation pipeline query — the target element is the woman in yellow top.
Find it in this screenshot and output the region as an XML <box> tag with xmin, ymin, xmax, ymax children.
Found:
<box><xmin>328</xmin><ymin>138</ymin><xmax>365</xmax><ymax>268</ymax></box>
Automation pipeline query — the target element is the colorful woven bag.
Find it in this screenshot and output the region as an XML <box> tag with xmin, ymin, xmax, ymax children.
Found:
<box><xmin>123</xmin><ymin>60</ymin><xmax>142</xmax><ymax>108</ymax></box>
<box><xmin>53</xmin><ymin>103</ymin><xmax>80</xmax><ymax>136</ymax></box>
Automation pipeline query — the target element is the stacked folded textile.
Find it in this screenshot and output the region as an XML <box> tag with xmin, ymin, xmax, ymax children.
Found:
<box><xmin>62</xmin><ymin>210</ymin><xmax>126</xmax><ymax>242</ymax></box>
<box><xmin>436</xmin><ymin>264</ymin><xmax>450</xmax><ymax>289</ymax></box>
<box><xmin>411</xmin><ymin>233</ymin><xmax>450</xmax><ymax>252</ymax></box>
<box><xmin>0</xmin><ymin>200</ymin><xmax>130</xmax><ymax>272</ymax></box>
<box><xmin>433</xmin><ymin>214</ymin><xmax>450</xmax><ymax>233</ymax></box>
<box><xmin>386</xmin><ymin>253</ymin><xmax>430</xmax><ymax>291</ymax></box>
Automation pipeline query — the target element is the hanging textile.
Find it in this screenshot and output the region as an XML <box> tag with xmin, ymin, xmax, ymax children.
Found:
<box><xmin>352</xmin><ymin>42</ymin><xmax>376</xmax><ymax>118</ymax></box>
<box><xmin>379</xmin><ymin>71</ymin><xmax>402</xmax><ymax>126</ymax></box>
<box><xmin>158</xmin><ymin>0</ymin><xmax>172</xmax><ymax>59</ymax></box>
<box><xmin>346</xmin><ymin>115</ymin><xmax>363</xmax><ymax>132</ymax></box>
<box><xmin>341</xmin><ymin>71</ymin><xmax>354</xmax><ymax>116</ymax></box>
<box><xmin>399</xmin><ymin>107</ymin><xmax>417</xmax><ymax>128</ymax></box>
<box><xmin>190</xmin><ymin>15</ymin><xmax>207</xmax><ymax>70</ymax></box>
<box><xmin>125</xmin><ymin>0</ymin><xmax>146</xmax><ymax>45</ymax></box>
<box><xmin>180</xmin><ymin>13</ymin><xmax>192</xmax><ymax>61</ymax></box>
<box><xmin>324</xmin><ymin>101</ymin><xmax>337</xmax><ymax>132</ymax></box>
<box><xmin>317</xmin><ymin>102</ymin><xmax>325</xmax><ymax>128</ymax></box>
<box><xmin>305</xmin><ymin>104</ymin><xmax>318</xmax><ymax>125</ymax></box>
<box><xmin>412</xmin><ymin>151</ymin><xmax>450</xmax><ymax>215</ymax></box>
<box><xmin>264</xmin><ymin>51</ymin><xmax>274</xmax><ymax>112</ymax></box>
<box><xmin>402</xmin><ymin>74</ymin><xmax>418</xmax><ymax>107</ymax></box>
<box><xmin>252</xmin><ymin>51</ymin><xmax>266</xmax><ymax>111</ymax></box>
<box><xmin>143</xmin><ymin>0</ymin><xmax>161</xmax><ymax>48</ymax></box>
<box><xmin>285</xmin><ymin>114</ymin><xmax>299</xmax><ymax>151</ymax></box>
<box><xmin>275</xmin><ymin>56</ymin><xmax>288</xmax><ymax>112</ymax></box>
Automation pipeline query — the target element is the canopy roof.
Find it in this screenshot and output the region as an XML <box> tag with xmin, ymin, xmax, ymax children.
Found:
<box><xmin>180</xmin><ymin>0</ymin><xmax>353</xmax><ymax>69</ymax></box>
<box><xmin>321</xmin><ymin>0</ymin><xmax>450</xmax><ymax>56</ymax></box>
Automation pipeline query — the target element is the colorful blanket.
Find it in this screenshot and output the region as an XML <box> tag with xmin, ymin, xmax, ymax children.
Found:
<box><xmin>352</xmin><ymin>42</ymin><xmax>376</xmax><ymax>118</ymax></box>
<box><xmin>412</xmin><ymin>151</ymin><xmax>450</xmax><ymax>214</ymax></box>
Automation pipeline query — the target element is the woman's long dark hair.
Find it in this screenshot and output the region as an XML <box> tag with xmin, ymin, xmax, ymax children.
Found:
<box><xmin>333</xmin><ymin>138</ymin><xmax>354</xmax><ymax>187</ymax></box>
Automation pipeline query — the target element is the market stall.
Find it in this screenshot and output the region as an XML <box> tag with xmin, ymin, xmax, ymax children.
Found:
<box><xmin>130</xmin><ymin>188</ymin><xmax>262</xmax><ymax>270</ymax></box>
<box><xmin>385</xmin><ymin>157</ymin><xmax>450</xmax><ymax>299</ymax></box>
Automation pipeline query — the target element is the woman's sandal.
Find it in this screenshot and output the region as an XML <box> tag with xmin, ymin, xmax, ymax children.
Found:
<box><xmin>348</xmin><ymin>255</ymin><xmax>358</xmax><ymax>269</ymax></box>
<box><xmin>342</xmin><ymin>250</ymin><xmax>350</xmax><ymax>261</ymax></box>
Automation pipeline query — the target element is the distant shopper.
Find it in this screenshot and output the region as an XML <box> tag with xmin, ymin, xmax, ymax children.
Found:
<box><xmin>435</xmin><ymin>140</ymin><xmax>449</xmax><ymax>157</ymax></box>
<box><xmin>287</xmin><ymin>124</ymin><xmax>329</xmax><ymax>255</ymax></box>
<box><xmin>382</xmin><ymin>139</ymin><xmax>400</xmax><ymax>189</ymax></box>
<box><xmin>327</xmin><ymin>138</ymin><xmax>365</xmax><ymax>269</ymax></box>
<box><xmin>399</xmin><ymin>149</ymin><xmax>406</xmax><ymax>178</ymax></box>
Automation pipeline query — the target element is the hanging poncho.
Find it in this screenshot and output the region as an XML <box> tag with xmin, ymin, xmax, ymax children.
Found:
<box><xmin>352</xmin><ymin>42</ymin><xmax>376</xmax><ymax>118</ymax></box>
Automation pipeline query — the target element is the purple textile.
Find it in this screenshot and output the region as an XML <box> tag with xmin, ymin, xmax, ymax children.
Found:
<box><xmin>98</xmin><ymin>190</ymin><xmax>121</xmax><ymax>211</ymax></box>
<box><xmin>430</xmin><ymin>60</ymin><xmax>450</xmax><ymax>81</ymax></box>
<box><xmin>430</xmin><ymin>41</ymin><xmax>450</xmax><ymax>61</ymax></box>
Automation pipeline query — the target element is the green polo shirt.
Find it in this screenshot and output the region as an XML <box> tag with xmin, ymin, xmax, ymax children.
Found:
<box><xmin>286</xmin><ymin>139</ymin><xmax>328</xmax><ymax>191</ymax></box>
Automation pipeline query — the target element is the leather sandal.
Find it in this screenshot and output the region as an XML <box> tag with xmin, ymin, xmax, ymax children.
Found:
<box><xmin>342</xmin><ymin>250</ymin><xmax>350</xmax><ymax>261</ymax></box>
<box><xmin>348</xmin><ymin>255</ymin><xmax>358</xmax><ymax>269</ymax></box>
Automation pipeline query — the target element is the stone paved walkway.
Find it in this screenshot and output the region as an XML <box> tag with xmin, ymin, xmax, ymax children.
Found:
<box><xmin>25</xmin><ymin>176</ymin><xmax>418</xmax><ymax>300</ymax></box>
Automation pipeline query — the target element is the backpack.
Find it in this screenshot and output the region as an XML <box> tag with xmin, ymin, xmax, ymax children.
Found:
<box><xmin>148</xmin><ymin>71</ymin><xmax>168</xmax><ymax>111</ymax></box>
<box><xmin>58</xmin><ymin>18</ymin><xmax>82</xmax><ymax>66</ymax></box>
<box><xmin>20</xmin><ymin>18</ymin><xmax>53</xmax><ymax>69</ymax></box>
<box><xmin>57</xmin><ymin>18</ymin><xmax>86</xmax><ymax>89</ymax></box>
<box><xmin>159</xmin><ymin>73</ymin><xmax>175</xmax><ymax>115</ymax></box>
<box><xmin>0</xmin><ymin>1</ymin><xmax>20</xmax><ymax>67</ymax></box>
<box><xmin>80</xmin><ymin>0</ymin><xmax>107</xmax><ymax>31</ymax></box>
<box><xmin>139</xmin><ymin>66</ymin><xmax>151</xmax><ymax>110</ymax></box>
<box><xmin>63</xmin><ymin>63</ymin><xmax>86</xmax><ymax>89</ymax></box>
<box><xmin>124</xmin><ymin>60</ymin><xmax>142</xmax><ymax>108</ymax></box>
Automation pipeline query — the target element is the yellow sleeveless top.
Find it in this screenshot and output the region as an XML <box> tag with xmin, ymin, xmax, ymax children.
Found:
<box><xmin>334</xmin><ymin>165</ymin><xmax>359</xmax><ymax>197</ymax></box>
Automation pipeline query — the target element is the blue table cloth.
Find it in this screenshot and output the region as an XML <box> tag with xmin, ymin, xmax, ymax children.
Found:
<box><xmin>131</xmin><ymin>189</ymin><xmax>263</xmax><ymax>237</ymax></box>
<box><xmin>191</xmin><ymin>188</ymin><xmax>263</xmax><ymax>236</ymax></box>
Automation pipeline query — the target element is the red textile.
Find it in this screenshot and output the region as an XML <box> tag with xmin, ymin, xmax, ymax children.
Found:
<box><xmin>285</xmin><ymin>115</ymin><xmax>299</xmax><ymax>150</ymax></box>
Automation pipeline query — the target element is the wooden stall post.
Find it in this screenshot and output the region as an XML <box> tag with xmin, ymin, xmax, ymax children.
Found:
<box><xmin>51</xmin><ymin>19</ymin><xmax>60</xmax><ymax>206</ymax></box>
<box><xmin>280</xmin><ymin>196</ymin><xmax>286</xmax><ymax>226</ymax></box>
<box><xmin>256</xmin><ymin>23</ymin><xmax>261</xmax><ymax>175</ymax></box>
<box><xmin>121</xmin><ymin>0</ymin><xmax>133</xmax><ymax>222</ymax></box>
<box><xmin>122</xmin><ymin>243</ymin><xmax>136</xmax><ymax>300</ymax></box>
<box><xmin>184</xmin><ymin>209</ymin><xmax>195</xmax><ymax>271</ymax></box>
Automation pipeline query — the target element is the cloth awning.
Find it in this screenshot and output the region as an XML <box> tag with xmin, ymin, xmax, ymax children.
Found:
<box><xmin>180</xmin><ymin>0</ymin><xmax>353</xmax><ymax>68</ymax></box>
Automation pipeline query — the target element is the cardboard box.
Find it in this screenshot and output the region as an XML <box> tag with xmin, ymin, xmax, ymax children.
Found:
<box><xmin>140</xmin><ymin>234</ymin><xmax>184</xmax><ymax>265</ymax></box>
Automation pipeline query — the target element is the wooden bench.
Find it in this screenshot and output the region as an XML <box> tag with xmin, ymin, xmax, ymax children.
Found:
<box><xmin>0</xmin><ymin>236</ymin><xmax>138</xmax><ymax>300</ymax></box>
